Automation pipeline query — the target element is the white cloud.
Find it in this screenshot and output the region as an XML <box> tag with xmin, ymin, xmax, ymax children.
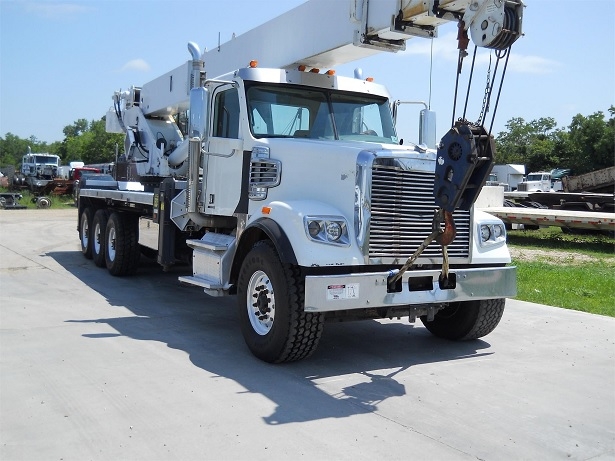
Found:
<box><xmin>402</xmin><ymin>31</ymin><xmax>559</xmax><ymax>74</ymax></box>
<box><xmin>119</xmin><ymin>59</ymin><xmax>151</xmax><ymax>72</ymax></box>
<box><xmin>507</xmin><ymin>54</ymin><xmax>560</xmax><ymax>74</ymax></box>
<box><xmin>402</xmin><ymin>32</ymin><xmax>459</xmax><ymax>62</ymax></box>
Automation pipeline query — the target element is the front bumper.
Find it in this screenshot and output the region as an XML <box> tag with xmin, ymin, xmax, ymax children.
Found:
<box><xmin>304</xmin><ymin>266</ymin><xmax>516</xmax><ymax>312</ymax></box>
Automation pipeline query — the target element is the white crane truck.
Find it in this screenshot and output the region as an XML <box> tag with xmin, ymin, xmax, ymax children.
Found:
<box><xmin>78</xmin><ymin>0</ymin><xmax>523</xmax><ymax>362</ymax></box>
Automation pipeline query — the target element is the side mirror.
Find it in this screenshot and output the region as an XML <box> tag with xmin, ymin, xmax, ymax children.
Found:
<box><xmin>189</xmin><ymin>87</ymin><xmax>209</xmax><ymax>140</ymax></box>
<box><xmin>419</xmin><ymin>109</ymin><xmax>436</xmax><ymax>149</ymax></box>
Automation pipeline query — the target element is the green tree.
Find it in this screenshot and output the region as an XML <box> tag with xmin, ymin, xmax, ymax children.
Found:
<box><xmin>495</xmin><ymin>117</ymin><xmax>559</xmax><ymax>170</ymax></box>
<box><xmin>62</xmin><ymin>119</ymin><xmax>89</xmax><ymax>138</ymax></box>
<box><xmin>562</xmin><ymin>108</ymin><xmax>614</xmax><ymax>174</ymax></box>
<box><xmin>496</xmin><ymin>110</ymin><xmax>614</xmax><ymax>174</ymax></box>
<box><xmin>0</xmin><ymin>133</ymin><xmax>50</xmax><ymax>168</ymax></box>
<box><xmin>82</xmin><ymin>119</ymin><xmax>123</xmax><ymax>164</ymax></box>
<box><xmin>58</xmin><ymin>117</ymin><xmax>123</xmax><ymax>165</ymax></box>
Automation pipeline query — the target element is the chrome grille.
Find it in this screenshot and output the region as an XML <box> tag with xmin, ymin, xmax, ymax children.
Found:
<box><xmin>248</xmin><ymin>159</ymin><xmax>281</xmax><ymax>200</ymax></box>
<box><xmin>249</xmin><ymin>159</ymin><xmax>281</xmax><ymax>186</ymax></box>
<box><xmin>369</xmin><ymin>165</ymin><xmax>470</xmax><ymax>260</ymax></box>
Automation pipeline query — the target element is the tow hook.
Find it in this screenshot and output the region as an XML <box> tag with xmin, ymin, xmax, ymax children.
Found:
<box><xmin>436</xmin><ymin>210</ymin><xmax>456</xmax><ymax>290</ymax></box>
<box><xmin>387</xmin><ymin>208</ymin><xmax>457</xmax><ymax>292</ymax></box>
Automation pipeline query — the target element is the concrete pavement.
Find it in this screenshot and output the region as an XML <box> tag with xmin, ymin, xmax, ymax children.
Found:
<box><xmin>1</xmin><ymin>209</ymin><xmax>614</xmax><ymax>460</ymax></box>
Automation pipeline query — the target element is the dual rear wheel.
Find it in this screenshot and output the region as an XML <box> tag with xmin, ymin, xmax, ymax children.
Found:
<box><xmin>79</xmin><ymin>207</ymin><xmax>139</xmax><ymax>276</ymax></box>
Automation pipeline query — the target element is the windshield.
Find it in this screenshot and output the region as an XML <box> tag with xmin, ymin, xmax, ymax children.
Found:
<box><xmin>527</xmin><ymin>174</ymin><xmax>546</xmax><ymax>181</ymax></box>
<box><xmin>30</xmin><ymin>155</ymin><xmax>59</xmax><ymax>165</ymax></box>
<box><xmin>246</xmin><ymin>84</ymin><xmax>398</xmax><ymax>143</ymax></box>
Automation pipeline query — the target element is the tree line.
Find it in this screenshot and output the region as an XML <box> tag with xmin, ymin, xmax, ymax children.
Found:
<box><xmin>494</xmin><ymin>106</ymin><xmax>614</xmax><ymax>175</ymax></box>
<box><xmin>1</xmin><ymin>108</ymin><xmax>613</xmax><ymax>176</ymax></box>
<box><xmin>0</xmin><ymin>118</ymin><xmax>123</xmax><ymax>169</ymax></box>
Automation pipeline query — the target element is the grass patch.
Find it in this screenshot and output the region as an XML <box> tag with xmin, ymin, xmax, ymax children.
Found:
<box><xmin>514</xmin><ymin>260</ymin><xmax>615</xmax><ymax>317</ymax></box>
<box><xmin>0</xmin><ymin>187</ymin><xmax>75</xmax><ymax>210</ymax></box>
<box><xmin>508</xmin><ymin>226</ymin><xmax>615</xmax><ymax>256</ymax></box>
<box><xmin>508</xmin><ymin>227</ymin><xmax>615</xmax><ymax>317</ymax></box>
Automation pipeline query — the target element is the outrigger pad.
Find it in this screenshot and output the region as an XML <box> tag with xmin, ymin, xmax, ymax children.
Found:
<box><xmin>433</xmin><ymin>122</ymin><xmax>495</xmax><ymax>212</ymax></box>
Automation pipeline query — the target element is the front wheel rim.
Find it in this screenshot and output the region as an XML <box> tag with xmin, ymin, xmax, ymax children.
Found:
<box><xmin>246</xmin><ymin>270</ymin><xmax>275</xmax><ymax>336</ymax></box>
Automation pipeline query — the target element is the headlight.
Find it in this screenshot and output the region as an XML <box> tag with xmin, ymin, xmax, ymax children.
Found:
<box><xmin>304</xmin><ymin>216</ymin><xmax>350</xmax><ymax>246</ymax></box>
<box><xmin>325</xmin><ymin>221</ymin><xmax>342</xmax><ymax>241</ymax></box>
<box><xmin>478</xmin><ymin>222</ymin><xmax>506</xmax><ymax>247</ymax></box>
<box><xmin>307</xmin><ymin>220</ymin><xmax>321</xmax><ymax>238</ymax></box>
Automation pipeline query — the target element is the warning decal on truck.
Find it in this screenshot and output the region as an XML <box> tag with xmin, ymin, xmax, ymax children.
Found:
<box><xmin>327</xmin><ymin>283</ymin><xmax>359</xmax><ymax>301</ymax></box>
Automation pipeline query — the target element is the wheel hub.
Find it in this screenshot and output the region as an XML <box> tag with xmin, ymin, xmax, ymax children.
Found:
<box><xmin>107</xmin><ymin>228</ymin><xmax>116</xmax><ymax>261</ymax></box>
<box><xmin>94</xmin><ymin>224</ymin><xmax>102</xmax><ymax>253</ymax></box>
<box><xmin>247</xmin><ymin>270</ymin><xmax>275</xmax><ymax>335</ymax></box>
<box><xmin>81</xmin><ymin>215</ymin><xmax>89</xmax><ymax>247</ymax></box>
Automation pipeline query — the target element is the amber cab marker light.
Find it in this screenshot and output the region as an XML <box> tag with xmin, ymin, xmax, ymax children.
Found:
<box><xmin>326</xmin><ymin>70</ymin><xmax>335</xmax><ymax>76</ymax></box>
<box><xmin>366</xmin><ymin>77</ymin><xmax>374</xmax><ymax>82</ymax></box>
<box><xmin>249</xmin><ymin>60</ymin><xmax>258</xmax><ymax>68</ymax></box>
<box><xmin>298</xmin><ymin>65</ymin><xmax>307</xmax><ymax>71</ymax></box>
<box><xmin>310</xmin><ymin>68</ymin><xmax>320</xmax><ymax>73</ymax></box>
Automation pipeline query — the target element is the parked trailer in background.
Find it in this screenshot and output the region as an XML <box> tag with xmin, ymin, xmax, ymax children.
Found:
<box><xmin>562</xmin><ymin>166</ymin><xmax>615</xmax><ymax>193</ymax></box>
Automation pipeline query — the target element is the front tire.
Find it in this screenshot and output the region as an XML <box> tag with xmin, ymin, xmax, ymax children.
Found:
<box><xmin>237</xmin><ymin>241</ymin><xmax>325</xmax><ymax>363</ymax></box>
<box><xmin>91</xmin><ymin>209</ymin><xmax>110</xmax><ymax>267</ymax></box>
<box><xmin>79</xmin><ymin>207</ymin><xmax>93</xmax><ymax>259</ymax></box>
<box><xmin>105</xmin><ymin>212</ymin><xmax>140</xmax><ymax>276</ymax></box>
<box><xmin>420</xmin><ymin>298</ymin><xmax>505</xmax><ymax>340</ymax></box>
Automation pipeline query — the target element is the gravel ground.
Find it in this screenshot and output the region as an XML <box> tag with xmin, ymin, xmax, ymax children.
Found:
<box><xmin>508</xmin><ymin>246</ymin><xmax>602</xmax><ymax>264</ymax></box>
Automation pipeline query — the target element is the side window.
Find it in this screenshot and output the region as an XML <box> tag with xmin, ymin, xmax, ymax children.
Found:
<box><xmin>213</xmin><ymin>87</ymin><xmax>240</xmax><ymax>139</ymax></box>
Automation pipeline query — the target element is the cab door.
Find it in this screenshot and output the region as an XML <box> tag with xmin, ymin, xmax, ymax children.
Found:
<box><xmin>203</xmin><ymin>84</ymin><xmax>246</xmax><ymax>217</ymax></box>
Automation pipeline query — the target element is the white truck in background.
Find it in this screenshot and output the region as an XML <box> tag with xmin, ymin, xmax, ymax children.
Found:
<box><xmin>77</xmin><ymin>0</ymin><xmax>523</xmax><ymax>363</ymax></box>
<box><xmin>489</xmin><ymin>164</ymin><xmax>525</xmax><ymax>191</ymax></box>
<box><xmin>517</xmin><ymin>172</ymin><xmax>553</xmax><ymax>192</ymax></box>
<box><xmin>14</xmin><ymin>148</ymin><xmax>61</xmax><ymax>193</ymax></box>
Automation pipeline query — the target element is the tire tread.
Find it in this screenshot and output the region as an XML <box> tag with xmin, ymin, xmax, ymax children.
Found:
<box><xmin>105</xmin><ymin>212</ymin><xmax>140</xmax><ymax>276</ymax></box>
<box><xmin>461</xmin><ymin>298</ymin><xmax>505</xmax><ymax>340</ymax></box>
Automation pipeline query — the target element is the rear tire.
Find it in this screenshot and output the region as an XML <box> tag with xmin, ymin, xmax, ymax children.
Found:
<box><xmin>420</xmin><ymin>298</ymin><xmax>505</xmax><ymax>340</ymax></box>
<box><xmin>79</xmin><ymin>207</ymin><xmax>93</xmax><ymax>259</ymax></box>
<box><xmin>105</xmin><ymin>212</ymin><xmax>140</xmax><ymax>276</ymax></box>
<box><xmin>237</xmin><ymin>241</ymin><xmax>325</xmax><ymax>363</ymax></box>
<box><xmin>91</xmin><ymin>209</ymin><xmax>110</xmax><ymax>267</ymax></box>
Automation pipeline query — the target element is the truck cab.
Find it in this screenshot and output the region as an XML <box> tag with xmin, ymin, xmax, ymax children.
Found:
<box><xmin>20</xmin><ymin>152</ymin><xmax>60</xmax><ymax>179</ymax></box>
<box><xmin>518</xmin><ymin>172</ymin><xmax>552</xmax><ymax>192</ymax></box>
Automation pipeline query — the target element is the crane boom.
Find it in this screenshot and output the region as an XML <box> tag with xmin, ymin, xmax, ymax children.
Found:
<box><xmin>136</xmin><ymin>0</ymin><xmax>523</xmax><ymax>117</ymax></box>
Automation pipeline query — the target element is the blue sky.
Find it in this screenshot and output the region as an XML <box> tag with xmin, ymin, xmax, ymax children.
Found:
<box><xmin>1</xmin><ymin>0</ymin><xmax>614</xmax><ymax>144</ymax></box>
